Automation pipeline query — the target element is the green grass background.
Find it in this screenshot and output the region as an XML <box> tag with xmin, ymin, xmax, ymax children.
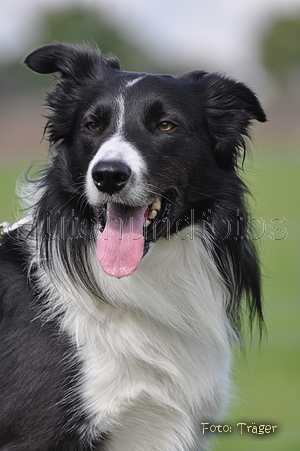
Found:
<box><xmin>0</xmin><ymin>142</ymin><xmax>299</xmax><ymax>450</ymax></box>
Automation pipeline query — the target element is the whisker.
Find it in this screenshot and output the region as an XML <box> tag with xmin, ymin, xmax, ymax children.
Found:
<box><xmin>145</xmin><ymin>185</ymin><xmax>177</xmax><ymax>206</ymax></box>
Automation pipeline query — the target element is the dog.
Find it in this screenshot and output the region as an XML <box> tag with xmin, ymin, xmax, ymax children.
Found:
<box><xmin>0</xmin><ymin>43</ymin><xmax>266</xmax><ymax>450</ymax></box>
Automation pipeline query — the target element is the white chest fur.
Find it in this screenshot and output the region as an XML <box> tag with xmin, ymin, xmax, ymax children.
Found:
<box><xmin>32</xmin><ymin>226</ymin><xmax>233</xmax><ymax>451</ymax></box>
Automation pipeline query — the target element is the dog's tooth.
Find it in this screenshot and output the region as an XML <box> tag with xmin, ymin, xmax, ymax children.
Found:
<box><xmin>107</xmin><ymin>202</ymin><xmax>111</xmax><ymax>211</ymax></box>
<box><xmin>151</xmin><ymin>199</ymin><xmax>161</xmax><ymax>211</ymax></box>
<box><xmin>144</xmin><ymin>219</ymin><xmax>151</xmax><ymax>227</ymax></box>
<box><xmin>148</xmin><ymin>210</ymin><xmax>157</xmax><ymax>219</ymax></box>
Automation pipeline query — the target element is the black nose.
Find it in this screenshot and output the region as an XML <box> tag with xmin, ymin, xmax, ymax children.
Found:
<box><xmin>91</xmin><ymin>161</ymin><xmax>132</xmax><ymax>195</ymax></box>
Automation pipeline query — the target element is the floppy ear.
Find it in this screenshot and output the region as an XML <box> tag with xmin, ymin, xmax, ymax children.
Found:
<box><xmin>23</xmin><ymin>43</ymin><xmax>110</xmax><ymax>78</ymax></box>
<box><xmin>181</xmin><ymin>71</ymin><xmax>267</xmax><ymax>170</ymax></box>
<box><xmin>23</xmin><ymin>44</ymin><xmax>114</xmax><ymax>144</ymax></box>
<box><xmin>205</xmin><ymin>74</ymin><xmax>266</xmax><ymax>170</ymax></box>
<box><xmin>24</xmin><ymin>43</ymin><xmax>71</xmax><ymax>74</ymax></box>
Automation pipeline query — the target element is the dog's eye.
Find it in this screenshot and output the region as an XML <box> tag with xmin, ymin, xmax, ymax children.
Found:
<box><xmin>87</xmin><ymin>122</ymin><xmax>100</xmax><ymax>132</ymax></box>
<box><xmin>158</xmin><ymin>121</ymin><xmax>175</xmax><ymax>132</ymax></box>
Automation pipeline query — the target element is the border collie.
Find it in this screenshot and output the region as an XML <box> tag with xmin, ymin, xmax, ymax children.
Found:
<box><xmin>0</xmin><ymin>43</ymin><xmax>266</xmax><ymax>450</ymax></box>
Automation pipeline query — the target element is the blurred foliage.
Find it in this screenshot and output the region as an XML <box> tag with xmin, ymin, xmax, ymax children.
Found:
<box><xmin>0</xmin><ymin>6</ymin><xmax>163</xmax><ymax>97</ymax></box>
<box><xmin>262</xmin><ymin>16</ymin><xmax>300</xmax><ymax>90</ymax></box>
<box><xmin>38</xmin><ymin>6</ymin><xmax>160</xmax><ymax>72</ymax></box>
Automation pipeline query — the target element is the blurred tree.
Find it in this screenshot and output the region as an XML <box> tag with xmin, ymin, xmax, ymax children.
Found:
<box><xmin>38</xmin><ymin>6</ymin><xmax>159</xmax><ymax>72</ymax></box>
<box><xmin>0</xmin><ymin>5</ymin><xmax>163</xmax><ymax>96</ymax></box>
<box><xmin>262</xmin><ymin>16</ymin><xmax>300</xmax><ymax>90</ymax></box>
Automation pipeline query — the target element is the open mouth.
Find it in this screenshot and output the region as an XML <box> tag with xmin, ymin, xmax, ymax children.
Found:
<box><xmin>96</xmin><ymin>196</ymin><xmax>172</xmax><ymax>278</ymax></box>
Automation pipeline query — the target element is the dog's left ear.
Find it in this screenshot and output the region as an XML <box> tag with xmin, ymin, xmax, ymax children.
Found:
<box><xmin>181</xmin><ymin>72</ymin><xmax>267</xmax><ymax>170</ymax></box>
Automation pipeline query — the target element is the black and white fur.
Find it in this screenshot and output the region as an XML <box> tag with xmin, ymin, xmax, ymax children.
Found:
<box><xmin>0</xmin><ymin>43</ymin><xmax>266</xmax><ymax>451</ymax></box>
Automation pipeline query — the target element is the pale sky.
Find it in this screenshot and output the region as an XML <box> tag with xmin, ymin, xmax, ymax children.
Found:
<box><xmin>1</xmin><ymin>0</ymin><xmax>300</xmax><ymax>85</ymax></box>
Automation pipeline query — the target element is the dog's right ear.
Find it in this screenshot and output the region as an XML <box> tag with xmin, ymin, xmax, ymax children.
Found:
<box><xmin>24</xmin><ymin>43</ymin><xmax>68</xmax><ymax>74</ymax></box>
<box><xmin>23</xmin><ymin>43</ymin><xmax>122</xmax><ymax>145</ymax></box>
<box><xmin>24</xmin><ymin>43</ymin><xmax>95</xmax><ymax>76</ymax></box>
<box><xmin>24</xmin><ymin>43</ymin><xmax>105</xmax><ymax>77</ymax></box>
<box><xmin>24</xmin><ymin>44</ymin><xmax>114</xmax><ymax>145</ymax></box>
<box><xmin>24</xmin><ymin>43</ymin><xmax>121</xmax><ymax>81</ymax></box>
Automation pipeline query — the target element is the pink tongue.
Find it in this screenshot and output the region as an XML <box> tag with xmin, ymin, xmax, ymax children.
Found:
<box><xmin>97</xmin><ymin>203</ymin><xmax>147</xmax><ymax>278</ymax></box>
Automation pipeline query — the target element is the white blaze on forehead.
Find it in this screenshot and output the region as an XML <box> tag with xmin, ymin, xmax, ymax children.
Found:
<box><xmin>86</xmin><ymin>76</ymin><xmax>149</xmax><ymax>205</ymax></box>
<box><xmin>116</xmin><ymin>76</ymin><xmax>146</xmax><ymax>134</ymax></box>
<box><xmin>116</xmin><ymin>95</ymin><xmax>125</xmax><ymax>134</ymax></box>
<box><xmin>125</xmin><ymin>76</ymin><xmax>146</xmax><ymax>88</ymax></box>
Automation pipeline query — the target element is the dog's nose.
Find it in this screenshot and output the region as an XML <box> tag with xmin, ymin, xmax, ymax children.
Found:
<box><xmin>91</xmin><ymin>161</ymin><xmax>132</xmax><ymax>195</ymax></box>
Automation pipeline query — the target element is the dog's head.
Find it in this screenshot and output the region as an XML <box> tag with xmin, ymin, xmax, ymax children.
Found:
<box><xmin>25</xmin><ymin>43</ymin><xmax>266</xmax><ymax>279</ymax></box>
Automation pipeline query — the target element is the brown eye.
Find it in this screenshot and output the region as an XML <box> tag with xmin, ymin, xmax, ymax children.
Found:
<box><xmin>158</xmin><ymin>121</ymin><xmax>175</xmax><ymax>132</ymax></box>
<box><xmin>87</xmin><ymin>122</ymin><xmax>100</xmax><ymax>132</ymax></box>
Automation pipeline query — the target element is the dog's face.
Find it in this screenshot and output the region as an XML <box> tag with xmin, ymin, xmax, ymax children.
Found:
<box><xmin>83</xmin><ymin>73</ymin><xmax>204</xmax><ymax>207</ymax></box>
<box><xmin>80</xmin><ymin>73</ymin><xmax>215</xmax><ymax>239</ymax></box>
<box><xmin>24</xmin><ymin>44</ymin><xmax>266</xmax><ymax>277</ymax></box>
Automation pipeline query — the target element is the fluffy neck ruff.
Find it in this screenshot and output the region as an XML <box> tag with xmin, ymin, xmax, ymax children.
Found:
<box><xmin>27</xmin><ymin>221</ymin><xmax>234</xmax><ymax>450</ymax></box>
